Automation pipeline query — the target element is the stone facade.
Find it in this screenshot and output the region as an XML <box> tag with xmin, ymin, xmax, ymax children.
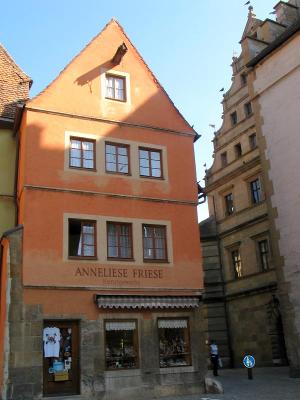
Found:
<box><xmin>4</xmin><ymin>229</ymin><xmax>206</xmax><ymax>400</ymax></box>
<box><xmin>247</xmin><ymin>1</ymin><xmax>300</xmax><ymax>376</ymax></box>
<box><xmin>201</xmin><ymin>5</ymin><xmax>291</xmax><ymax>368</ymax></box>
<box><xmin>200</xmin><ymin>218</ymin><xmax>231</xmax><ymax>367</ymax></box>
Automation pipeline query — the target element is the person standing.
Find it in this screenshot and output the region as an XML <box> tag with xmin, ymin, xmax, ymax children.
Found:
<box><xmin>210</xmin><ymin>340</ymin><xmax>219</xmax><ymax>376</ymax></box>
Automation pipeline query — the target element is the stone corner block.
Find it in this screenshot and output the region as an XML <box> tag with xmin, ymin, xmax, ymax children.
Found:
<box><xmin>204</xmin><ymin>376</ymin><xmax>224</xmax><ymax>394</ymax></box>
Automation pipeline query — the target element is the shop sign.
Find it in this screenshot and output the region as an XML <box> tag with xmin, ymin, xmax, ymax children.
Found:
<box><xmin>74</xmin><ymin>266</ymin><xmax>163</xmax><ymax>281</ymax></box>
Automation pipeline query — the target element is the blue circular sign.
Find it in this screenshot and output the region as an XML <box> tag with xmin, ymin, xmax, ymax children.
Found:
<box><xmin>243</xmin><ymin>355</ymin><xmax>255</xmax><ymax>368</ymax></box>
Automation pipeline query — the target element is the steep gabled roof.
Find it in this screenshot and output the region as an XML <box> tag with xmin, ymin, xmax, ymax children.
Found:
<box><xmin>29</xmin><ymin>19</ymin><xmax>196</xmax><ymax>134</ymax></box>
<box><xmin>0</xmin><ymin>43</ymin><xmax>32</xmax><ymax>120</ymax></box>
<box><xmin>0</xmin><ymin>43</ymin><xmax>32</xmax><ymax>84</ymax></box>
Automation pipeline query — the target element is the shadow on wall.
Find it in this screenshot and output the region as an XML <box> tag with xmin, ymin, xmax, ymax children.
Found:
<box><xmin>74</xmin><ymin>61</ymin><xmax>112</xmax><ymax>86</ymax></box>
<box><xmin>22</xmin><ymin>80</ymin><xmax>199</xmax><ymax>203</ymax></box>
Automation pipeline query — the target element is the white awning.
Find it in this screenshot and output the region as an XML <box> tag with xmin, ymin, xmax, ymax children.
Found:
<box><xmin>95</xmin><ymin>295</ymin><xmax>200</xmax><ymax>309</ymax></box>
<box><xmin>105</xmin><ymin>321</ymin><xmax>136</xmax><ymax>331</ymax></box>
<box><xmin>158</xmin><ymin>319</ymin><xmax>188</xmax><ymax>329</ymax></box>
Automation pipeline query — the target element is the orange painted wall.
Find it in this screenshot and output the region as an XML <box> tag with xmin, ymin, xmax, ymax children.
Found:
<box><xmin>21</xmin><ymin>189</ymin><xmax>201</xmax><ymax>289</ymax></box>
<box><xmin>18</xmin><ymin>20</ymin><xmax>203</xmax><ymax>311</ymax></box>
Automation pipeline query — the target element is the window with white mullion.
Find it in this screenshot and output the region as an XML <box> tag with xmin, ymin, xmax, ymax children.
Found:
<box><xmin>70</xmin><ymin>137</ymin><xmax>95</xmax><ymax>170</ymax></box>
<box><xmin>139</xmin><ymin>148</ymin><xmax>162</xmax><ymax>178</ymax></box>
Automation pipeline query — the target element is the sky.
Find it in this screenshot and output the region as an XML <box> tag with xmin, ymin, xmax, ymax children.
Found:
<box><xmin>1</xmin><ymin>0</ymin><xmax>276</xmax><ymax>221</ymax></box>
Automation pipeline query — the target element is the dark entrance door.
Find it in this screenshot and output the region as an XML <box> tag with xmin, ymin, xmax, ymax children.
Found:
<box><xmin>43</xmin><ymin>320</ymin><xmax>80</xmax><ymax>396</ymax></box>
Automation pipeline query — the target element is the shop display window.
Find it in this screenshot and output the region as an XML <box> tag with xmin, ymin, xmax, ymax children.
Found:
<box><xmin>158</xmin><ymin>318</ymin><xmax>191</xmax><ymax>368</ymax></box>
<box><xmin>105</xmin><ymin>320</ymin><xmax>139</xmax><ymax>370</ymax></box>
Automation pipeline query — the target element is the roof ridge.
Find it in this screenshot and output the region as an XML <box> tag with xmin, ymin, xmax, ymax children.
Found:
<box><xmin>28</xmin><ymin>19</ymin><xmax>116</xmax><ymax>103</ymax></box>
<box><xmin>0</xmin><ymin>42</ymin><xmax>32</xmax><ymax>83</ymax></box>
<box><xmin>28</xmin><ymin>19</ymin><xmax>195</xmax><ymax>133</ymax></box>
<box><xmin>112</xmin><ymin>20</ymin><xmax>195</xmax><ymax>133</ymax></box>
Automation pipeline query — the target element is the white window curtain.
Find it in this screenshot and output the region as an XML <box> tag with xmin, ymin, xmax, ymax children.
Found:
<box><xmin>158</xmin><ymin>319</ymin><xmax>187</xmax><ymax>329</ymax></box>
<box><xmin>106</xmin><ymin>321</ymin><xmax>136</xmax><ymax>331</ymax></box>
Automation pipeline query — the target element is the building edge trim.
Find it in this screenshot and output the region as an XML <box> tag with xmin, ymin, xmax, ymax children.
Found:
<box><xmin>23</xmin><ymin>184</ymin><xmax>197</xmax><ymax>206</ymax></box>
<box><xmin>25</xmin><ymin>106</ymin><xmax>196</xmax><ymax>138</ymax></box>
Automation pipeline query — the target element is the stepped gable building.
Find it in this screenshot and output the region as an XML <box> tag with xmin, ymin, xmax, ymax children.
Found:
<box><xmin>0</xmin><ymin>20</ymin><xmax>206</xmax><ymax>399</ymax></box>
<box><xmin>200</xmin><ymin>4</ymin><xmax>297</xmax><ymax>368</ymax></box>
<box><xmin>246</xmin><ymin>0</ymin><xmax>300</xmax><ymax>377</ymax></box>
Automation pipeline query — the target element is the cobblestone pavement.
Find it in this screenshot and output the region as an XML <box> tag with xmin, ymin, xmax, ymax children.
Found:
<box><xmin>153</xmin><ymin>367</ymin><xmax>300</xmax><ymax>400</ymax></box>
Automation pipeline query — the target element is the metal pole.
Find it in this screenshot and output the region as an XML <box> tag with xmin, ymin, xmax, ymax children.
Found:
<box><xmin>247</xmin><ymin>368</ymin><xmax>253</xmax><ymax>380</ymax></box>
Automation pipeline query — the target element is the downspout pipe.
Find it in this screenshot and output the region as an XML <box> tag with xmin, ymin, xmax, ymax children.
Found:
<box><xmin>12</xmin><ymin>103</ymin><xmax>25</xmax><ymax>226</ymax></box>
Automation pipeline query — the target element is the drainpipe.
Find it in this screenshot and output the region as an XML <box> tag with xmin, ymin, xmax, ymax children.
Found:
<box><xmin>12</xmin><ymin>103</ymin><xmax>25</xmax><ymax>226</ymax></box>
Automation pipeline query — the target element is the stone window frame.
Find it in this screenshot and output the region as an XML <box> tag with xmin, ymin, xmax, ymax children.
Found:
<box><xmin>138</xmin><ymin>147</ymin><xmax>163</xmax><ymax>179</ymax></box>
<box><xmin>230</xmin><ymin>111</ymin><xmax>238</xmax><ymax>126</ymax></box>
<box><xmin>220</xmin><ymin>151</ymin><xmax>228</xmax><ymax>168</ymax></box>
<box><xmin>226</xmin><ymin>242</ymin><xmax>242</xmax><ymax>280</ymax></box>
<box><xmin>63</xmin><ymin>213</ymin><xmax>173</xmax><ymax>266</ymax></box>
<box><xmin>157</xmin><ymin>317</ymin><xmax>192</xmax><ymax>368</ymax></box>
<box><xmin>100</xmin><ymin>68</ymin><xmax>131</xmax><ymax>105</ymax></box>
<box><xmin>106</xmin><ymin>221</ymin><xmax>134</xmax><ymax>260</ymax></box>
<box><xmin>244</xmin><ymin>172</ymin><xmax>264</xmax><ymax>207</ymax></box>
<box><xmin>224</xmin><ymin>192</ymin><xmax>235</xmax><ymax>217</ymax></box>
<box><xmin>142</xmin><ymin>224</ymin><xmax>168</xmax><ymax>263</ymax></box>
<box><xmin>69</xmin><ymin>136</ymin><xmax>96</xmax><ymax>171</ymax></box>
<box><xmin>234</xmin><ymin>142</ymin><xmax>242</xmax><ymax>159</ymax></box>
<box><xmin>68</xmin><ymin>218</ymin><xmax>97</xmax><ymax>260</ymax></box>
<box><xmin>240</xmin><ymin>72</ymin><xmax>248</xmax><ymax>86</ymax></box>
<box><xmin>104</xmin><ymin>319</ymin><xmax>140</xmax><ymax>370</ymax></box>
<box><xmin>244</xmin><ymin>102</ymin><xmax>253</xmax><ymax>118</ymax></box>
<box><xmin>105</xmin><ymin>74</ymin><xmax>126</xmax><ymax>102</ymax></box>
<box><xmin>105</xmin><ymin>141</ymin><xmax>131</xmax><ymax>175</ymax></box>
<box><xmin>251</xmin><ymin>231</ymin><xmax>272</xmax><ymax>273</ymax></box>
<box><xmin>64</xmin><ymin>131</ymin><xmax>168</xmax><ymax>182</ymax></box>
<box><xmin>249</xmin><ymin>133</ymin><xmax>257</xmax><ymax>150</ymax></box>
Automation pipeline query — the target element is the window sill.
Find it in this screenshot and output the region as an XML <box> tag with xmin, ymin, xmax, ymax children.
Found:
<box><xmin>159</xmin><ymin>365</ymin><xmax>194</xmax><ymax>374</ymax></box>
<box><xmin>69</xmin><ymin>166</ymin><xmax>97</xmax><ymax>172</ymax></box>
<box><xmin>68</xmin><ymin>256</ymin><xmax>97</xmax><ymax>261</ymax></box>
<box><xmin>226</xmin><ymin>267</ymin><xmax>275</xmax><ymax>284</ymax></box>
<box><xmin>104</xmin><ymin>369</ymin><xmax>141</xmax><ymax>377</ymax></box>
<box><xmin>105</xmin><ymin>96</ymin><xmax>126</xmax><ymax>103</ymax></box>
<box><xmin>107</xmin><ymin>257</ymin><xmax>135</xmax><ymax>262</ymax></box>
<box><xmin>143</xmin><ymin>259</ymin><xmax>169</xmax><ymax>263</ymax></box>
<box><xmin>140</xmin><ymin>175</ymin><xmax>164</xmax><ymax>180</ymax></box>
<box><xmin>105</xmin><ymin>170</ymin><xmax>131</xmax><ymax>176</ymax></box>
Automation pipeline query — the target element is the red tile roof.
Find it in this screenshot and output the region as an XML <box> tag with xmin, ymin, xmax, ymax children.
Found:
<box><xmin>0</xmin><ymin>43</ymin><xmax>31</xmax><ymax>120</ymax></box>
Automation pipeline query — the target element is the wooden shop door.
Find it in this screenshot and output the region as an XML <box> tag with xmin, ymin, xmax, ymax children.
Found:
<box><xmin>43</xmin><ymin>320</ymin><xmax>80</xmax><ymax>396</ymax></box>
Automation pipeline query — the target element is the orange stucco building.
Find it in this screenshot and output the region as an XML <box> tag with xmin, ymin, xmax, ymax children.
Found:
<box><xmin>2</xmin><ymin>20</ymin><xmax>205</xmax><ymax>399</ymax></box>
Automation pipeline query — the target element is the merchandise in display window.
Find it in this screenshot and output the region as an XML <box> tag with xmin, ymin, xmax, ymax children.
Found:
<box><xmin>105</xmin><ymin>321</ymin><xmax>139</xmax><ymax>370</ymax></box>
<box><xmin>158</xmin><ymin>319</ymin><xmax>191</xmax><ymax>367</ymax></box>
<box><xmin>43</xmin><ymin>321</ymin><xmax>79</xmax><ymax>396</ymax></box>
<box><xmin>43</xmin><ymin>326</ymin><xmax>72</xmax><ymax>381</ymax></box>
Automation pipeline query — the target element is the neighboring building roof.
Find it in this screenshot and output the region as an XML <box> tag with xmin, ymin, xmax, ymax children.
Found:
<box><xmin>0</xmin><ymin>43</ymin><xmax>32</xmax><ymax>120</ymax></box>
<box><xmin>199</xmin><ymin>216</ymin><xmax>217</xmax><ymax>239</ymax></box>
<box><xmin>247</xmin><ymin>18</ymin><xmax>300</xmax><ymax>67</ymax></box>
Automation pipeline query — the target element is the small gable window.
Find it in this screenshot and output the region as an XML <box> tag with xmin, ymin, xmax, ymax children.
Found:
<box><xmin>105</xmin><ymin>74</ymin><xmax>126</xmax><ymax>102</ymax></box>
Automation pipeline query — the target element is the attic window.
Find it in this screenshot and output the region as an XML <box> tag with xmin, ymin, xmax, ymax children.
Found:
<box><xmin>106</xmin><ymin>74</ymin><xmax>126</xmax><ymax>102</ymax></box>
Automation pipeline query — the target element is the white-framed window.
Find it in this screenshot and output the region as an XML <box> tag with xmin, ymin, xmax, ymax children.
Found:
<box><xmin>105</xmin><ymin>74</ymin><xmax>126</xmax><ymax>101</ymax></box>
